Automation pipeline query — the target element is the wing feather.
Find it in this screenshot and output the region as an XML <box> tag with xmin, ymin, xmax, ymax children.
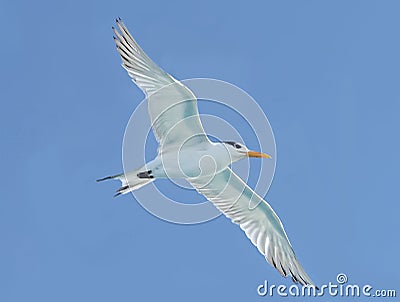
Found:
<box><xmin>189</xmin><ymin>168</ymin><xmax>316</xmax><ymax>287</ymax></box>
<box><xmin>113</xmin><ymin>19</ymin><xmax>209</xmax><ymax>148</ymax></box>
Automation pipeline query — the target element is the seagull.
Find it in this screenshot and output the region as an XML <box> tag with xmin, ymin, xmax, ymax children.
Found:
<box><xmin>98</xmin><ymin>18</ymin><xmax>316</xmax><ymax>287</ymax></box>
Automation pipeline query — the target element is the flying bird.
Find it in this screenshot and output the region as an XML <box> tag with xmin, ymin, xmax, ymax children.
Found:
<box><xmin>98</xmin><ymin>18</ymin><xmax>316</xmax><ymax>287</ymax></box>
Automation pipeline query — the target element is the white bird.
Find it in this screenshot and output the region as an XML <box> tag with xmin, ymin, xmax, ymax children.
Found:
<box><xmin>98</xmin><ymin>18</ymin><xmax>316</xmax><ymax>287</ymax></box>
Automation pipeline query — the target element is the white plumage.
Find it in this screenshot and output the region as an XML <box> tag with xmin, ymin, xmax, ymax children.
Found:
<box><xmin>98</xmin><ymin>18</ymin><xmax>316</xmax><ymax>287</ymax></box>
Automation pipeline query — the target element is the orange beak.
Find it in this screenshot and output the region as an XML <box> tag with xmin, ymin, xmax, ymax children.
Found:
<box><xmin>246</xmin><ymin>151</ymin><xmax>272</xmax><ymax>159</ymax></box>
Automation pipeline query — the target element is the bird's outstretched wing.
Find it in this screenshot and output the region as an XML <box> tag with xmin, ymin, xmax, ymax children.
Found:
<box><xmin>189</xmin><ymin>168</ymin><xmax>316</xmax><ymax>287</ymax></box>
<box><xmin>113</xmin><ymin>19</ymin><xmax>209</xmax><ymax>149</ymax></box>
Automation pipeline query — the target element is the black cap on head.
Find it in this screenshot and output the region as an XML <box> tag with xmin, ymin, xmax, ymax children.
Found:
<box><xmin>223</xmin><ymin>141</ymin><xmax>242</xmax><ymax>149</ymax></box>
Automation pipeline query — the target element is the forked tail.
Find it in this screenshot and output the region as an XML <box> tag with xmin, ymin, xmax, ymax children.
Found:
<box><xmin>97</xmin><ymin>170</ymin><xmax>154</xmax><ymax>197</ymax></box>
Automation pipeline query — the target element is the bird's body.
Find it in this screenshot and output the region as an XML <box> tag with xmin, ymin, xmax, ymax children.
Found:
<box><xmin>98</xmin><ymin>18</ymin><xmax>316</xmax><ymax>288</ymax></box>
<box><xmin>149</xmin><ymin>141</ymin><xmax>232</xmax><ymax>179</ymax></box>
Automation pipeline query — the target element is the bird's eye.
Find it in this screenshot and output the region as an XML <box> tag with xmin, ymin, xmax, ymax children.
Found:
<box><xmin>235</xmin><ymin>144</ymin><xmax>242</xmax><ymax>149</ymax></box>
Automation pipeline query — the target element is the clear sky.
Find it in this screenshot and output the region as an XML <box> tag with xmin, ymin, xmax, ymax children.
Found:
<box><xmin>1</xmin><ymin>0</ymin><xmax>399</xmax><ymax>301</ymax></box>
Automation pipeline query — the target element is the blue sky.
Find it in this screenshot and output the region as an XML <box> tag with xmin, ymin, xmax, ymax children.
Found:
<box><xmin>1</xmin><ymin>0</ymin><xmax>399</xmax><ymax>301</ymax></box>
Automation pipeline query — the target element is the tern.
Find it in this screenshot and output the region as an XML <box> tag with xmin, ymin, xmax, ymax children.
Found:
<box><xmin>98</xmin><ymin>18</ymin><xmax>316</xmax><ymax>287</ymax></box>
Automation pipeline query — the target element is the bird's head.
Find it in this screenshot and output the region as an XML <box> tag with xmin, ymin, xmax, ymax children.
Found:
<box><xmin>222</xmin><ymin>141</ymin><xmax>271</xmax><ymax>163</ymax></box>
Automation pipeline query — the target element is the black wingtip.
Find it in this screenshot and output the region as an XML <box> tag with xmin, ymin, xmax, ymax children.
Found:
<box><xmin>118</xmin><ymin>16</ymin><xmax>121</xmax><ymax>21</ymax></box>
<box><xmin>280</xmin><ymin>262</ymin><xmax>287</xmax><ymax>276</ymax></box>
<box><xmin>114</xmin><ymin>192</ymin><xmax>122</xmax><ymax>197</ymax></box>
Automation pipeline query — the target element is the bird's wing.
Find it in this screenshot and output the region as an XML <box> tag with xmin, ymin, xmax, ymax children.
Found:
<box><xmin>113</xmin><ymin>19</ymin><xmax>209</xmax><ymax>149</ymax></box>
<box><xmin>189</xmin><ymin>168</ymin><xmax>316</xmax><ymax>287</ymax></box>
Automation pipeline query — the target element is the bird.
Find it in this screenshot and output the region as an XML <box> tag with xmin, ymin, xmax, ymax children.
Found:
<box><xmin>98</xmin><ymin>18</ymin><xmax>316</xmax><ymax>288</ymax></box>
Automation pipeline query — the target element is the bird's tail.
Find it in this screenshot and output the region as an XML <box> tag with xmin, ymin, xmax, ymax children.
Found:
<box><xmin>97</xmin><ymin>170</ymin><xmax>154</xmax><ymax>197</ymax></box>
